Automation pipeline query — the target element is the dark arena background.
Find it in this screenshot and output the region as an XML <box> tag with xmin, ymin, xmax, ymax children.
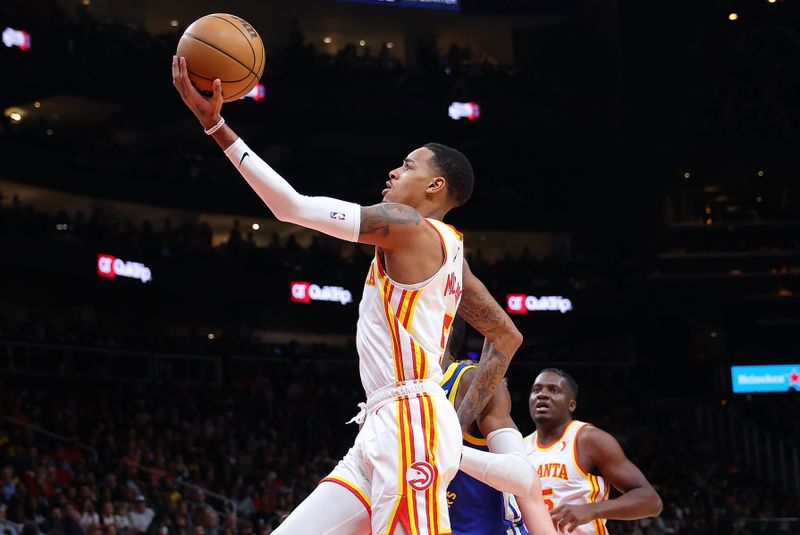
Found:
<box><xmin>1</xmin><ymin>0</ymin><xmax>799</xmax><ymax>533</ymax></box>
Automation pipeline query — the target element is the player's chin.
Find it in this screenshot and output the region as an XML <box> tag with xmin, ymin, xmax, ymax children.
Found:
<box><xmin>531</xmin><ymin>413</ymin><xmax>553</xmax><ymax>425</ymax></box>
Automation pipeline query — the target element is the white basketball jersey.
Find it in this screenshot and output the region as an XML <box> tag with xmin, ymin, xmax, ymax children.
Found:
<box><xmin>356</xmin><ymin>218</ymin><xmax>464</xmax><ymax>397</ymax></box>
<box><xmin>524</xmin><ymin>420</ymin><xmax>610</xmax><ymax>535</ymax></box>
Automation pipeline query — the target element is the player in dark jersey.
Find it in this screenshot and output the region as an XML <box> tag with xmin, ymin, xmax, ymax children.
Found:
<box><xmin>442</xmin><ymin>318</ymin><xmax>555</xmax><ymax>535</ymax></box>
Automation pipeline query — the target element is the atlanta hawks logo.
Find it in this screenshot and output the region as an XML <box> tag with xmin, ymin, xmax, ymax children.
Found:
<box><xmin>406</xmin><ymin>461</ymin><xmax>436</xmax><ymax>492</ymax></box>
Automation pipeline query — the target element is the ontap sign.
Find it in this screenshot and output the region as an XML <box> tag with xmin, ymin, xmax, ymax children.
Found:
<box><xmin>506</xmin><ymin>294</ymin><xmax>573</xmax><ymax>314</ymax></box>
<box><xmin>448</xmin><ymin>101</ymin><xmax>480</xmax><ymax>121</ymax></box>
<box><xmin>2</xmin><ymin>27</ymin><xmax>31</xmax><ymax>50</ymax></box>
<box><xmin>731</xmin><ymin>364</ymin><xmax>800</xmax><ymax>393</ymax></box>
<box><xmin>97</xmin><ymin>254</ymin><xmax>152</xmax><ymax>283</ymax></box>
<box><xmin>290</xmin><ymin>281</ymin><xmax>353</xmax><ymax>305</ymax></box>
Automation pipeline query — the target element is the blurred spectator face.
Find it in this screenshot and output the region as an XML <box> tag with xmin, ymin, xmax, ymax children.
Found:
<box><xmin>88</xmin><ymin>525</ymin><xmax>103</xmax><ymax>535</ymax></box>
<box><xmin>134</xmin><ymin>498</ymin><xmax>146</xmax><ymax>512</ymax></box>
<box><xmin>529</xmin><ymin>371</ymin><xmax>577</xmax><ymax>426</ymax></box>
<box><xmin>66</xmin><ymin>504</ymin><xmax>79</xmax><ymax>519</ymax></box>
<box><xmin>105</xmin><ymin>525</ymin><xmax>117</xmax><ymax>535</ymax></box>
<box><xmin>51</xmin><ymin>507</ymin><xmax>63</xmax><ymax>521</ymax></box>
<box><xmin>102</xmin><ymin>502</ymin><xmax>113</xmax><ymax>516</ymax></box>
<box><xmin>192</xmin><ymin>526</ymin><xmax>205</xmax><ymax>535</ymax></box>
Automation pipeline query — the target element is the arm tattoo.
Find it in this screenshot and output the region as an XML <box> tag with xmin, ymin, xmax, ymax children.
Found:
<box><xmin>359</xmin><ymin>203</ymin><xmax>421</xmax><ymax>237</ymax></box>
<box><xmin>457</xmin><ymin>288</ymin><xmax>505</xmax><ymax>335</ymax></box>
<box><xmin>456</xmin><ymin>339</ymin><xmax>509</xmax><ymax>431</ymax></box>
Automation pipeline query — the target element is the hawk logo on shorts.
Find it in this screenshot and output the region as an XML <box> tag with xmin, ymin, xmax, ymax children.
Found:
<box><xmin>406</xmin><ymin>461</ymin><xmax>436</xmax><ymax>492</ymax></box>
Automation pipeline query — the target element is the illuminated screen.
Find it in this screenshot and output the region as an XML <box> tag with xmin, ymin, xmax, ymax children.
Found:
<box><xmin>337</xmin><ymin>0</ymin><xmax>459</xmax><ymax>11</ymax></box>
<box><xmin>730</xmin><ymin>364</ymin><xmax>800</xmax><ymax>393</ymax></box>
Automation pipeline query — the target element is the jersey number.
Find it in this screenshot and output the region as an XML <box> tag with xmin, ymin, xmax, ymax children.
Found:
<box><xmin>440</xmin><ymin>312</ymin><xmax>455</xmax><ymax>351</ymax></box>
<box><xmin>542</xmin><ymin>488</ymin><xmax>555</xmax><ymax>511</ymax></box>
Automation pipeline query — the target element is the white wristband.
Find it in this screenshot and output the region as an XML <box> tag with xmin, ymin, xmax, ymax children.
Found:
<box><xmin>204</xmin><ymin>116</ymin><xmax>225</xmax><ymax>135</ymax></box>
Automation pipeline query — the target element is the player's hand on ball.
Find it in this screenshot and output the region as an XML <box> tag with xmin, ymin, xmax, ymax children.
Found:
<box><xmin>550</xmin><ymin>503</ymin><xmax>595</xmax><ymax>533</ymax></box>
<box><xmin>171</xmin><ymin>55</ymin><xmax>223</xmax><ymax>130</ymax></box>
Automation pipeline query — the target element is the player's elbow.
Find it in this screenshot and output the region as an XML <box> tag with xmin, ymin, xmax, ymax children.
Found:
<box><xmin>271</xmin><ymin>202</ymin><xmax>302</xmax><ymax>225</ymax></box>
<box><xmin>645</xmin><ymin>488</ymin><xmax>663</xmax><ymax>517</ymax></box>
<box><xmin>651</xmin><ymin>491</ymin><xmax>664</xmax><ymax>517</ymax></box>
<box><xmin>504</xmin><ymin>324</ymin><xmax>523</xmax><ymax>353</ymax></box>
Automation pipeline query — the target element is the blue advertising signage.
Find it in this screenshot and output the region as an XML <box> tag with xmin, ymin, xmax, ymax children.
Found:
<box><xmin>730</xmin><ymin>364</ymin><xmax>800</xmax><ymax>393</ymax></box>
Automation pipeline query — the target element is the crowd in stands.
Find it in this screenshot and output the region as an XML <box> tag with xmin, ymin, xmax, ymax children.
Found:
<box><xmin>0</xmin><ymin>366</ymin><xmax>796</xmax><ymax>535</ymax></box>
<box><xmin>0</xmin><ymin>370</ymin><xmax>362</xmax><ymax>535</ymax></box>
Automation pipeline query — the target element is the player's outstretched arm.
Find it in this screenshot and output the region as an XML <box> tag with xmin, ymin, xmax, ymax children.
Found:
<box><xmin>551</xmin><ymin>427</ymin><xmax>663</xmax><ymax>532</ymax></box>
<box><xmin>455</xmin><ymin>260</ymin><xmax>523</xmax><ymax>432</ymax></box>
<box><xmin>172</xmin><ymin>56</ymin><xmax>428</xmax><ymax>249</ymax></box>
<box><xmin>454</xmin><ymin>377</ymin><xmax>557</xmax><ymax>535</ymax></box>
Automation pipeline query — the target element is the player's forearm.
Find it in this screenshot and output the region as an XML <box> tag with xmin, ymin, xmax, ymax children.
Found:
<box><xmin>218</xmin><ymin>135</ymin><xmax>361</xmax><ymax>242</ymax></box>
<box><xmin>590</xmin><ymin>487</ymin><xmax>663</xmax><ymax>521</ymax></box>
<box><xmin>459</xmin><ymin>428</ymin><xmax>534</xmax><ymax>496</ymax></box>
<box><xmin>456</xmin><ymin>336</ymin><xmax>520</xmax><ymax>431</ymax></box>
<box><xmin>517</xmin><ymin>496</ymin><xmax>557</xmax><ymax>535</ymax></box>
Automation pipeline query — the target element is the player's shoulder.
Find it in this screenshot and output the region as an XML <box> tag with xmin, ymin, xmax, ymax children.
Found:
<box><xmin>426</xmin><ymin>217</ymin><xmax>463</xmax><ymax>242</ymax></box>
<box><xmin>576</xmin><ymin>423</ymin><xmax>624</xmax><ymax>456</ymax></box>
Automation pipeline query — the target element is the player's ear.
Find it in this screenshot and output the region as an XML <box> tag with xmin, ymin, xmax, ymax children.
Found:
<box><xmin>568</xmin><ymin>399</ymin><xmax>577</xmax><ymax>414</ymax></box>
<box><xmin>426</xmin><ymin>176</ymin><xmax>446</xmax><ymax>194</ymax></box>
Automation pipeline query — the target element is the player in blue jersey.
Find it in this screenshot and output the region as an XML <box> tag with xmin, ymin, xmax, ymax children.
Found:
<box><xmin>442</xmin><ymin>318</ymin><xmax>556</xmax><ymax>535</ymax></box>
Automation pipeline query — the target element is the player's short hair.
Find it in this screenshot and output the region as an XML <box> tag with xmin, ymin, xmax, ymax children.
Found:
<box><xmin>424</xmin><ymin>143</ymin><xmax>474</xmax><ymax>206</ymax></box>
<box><xmin>538</xmin><ymin>368</ymin><xmax>579</xmax><ymax>400</ymax></box>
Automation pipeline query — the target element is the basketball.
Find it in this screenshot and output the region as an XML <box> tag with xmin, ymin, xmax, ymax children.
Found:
<box><xmin>176</xmin><ymin>14</ymin><xmax>265</xmax><ymax>103</ymax></box>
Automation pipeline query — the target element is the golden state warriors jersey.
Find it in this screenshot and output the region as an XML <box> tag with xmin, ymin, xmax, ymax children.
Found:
<box><xmin>524</xmin><ymin>421</ymin><xmax>610</xmax><ymax>535</ymax></box>
<box><xmin>441</xmin><ymin>362</ymin><xmax>530</xmax><ymax>535</ymax></box>
<box><xmin>356</xmin><ymin>218</ymin><xmax>464</xmax><ymax>397</ymax></box>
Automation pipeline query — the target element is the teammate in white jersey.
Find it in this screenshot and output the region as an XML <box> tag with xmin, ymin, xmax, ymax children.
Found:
<box><xmin>524</xmin><ymin>369</ymin><xmax>662</xmax><ymax>534</ymax></box>
<box><xmin>172</xmin><ymin>58</ymin><xmax>523</xmax><ymax>535</ymax></box>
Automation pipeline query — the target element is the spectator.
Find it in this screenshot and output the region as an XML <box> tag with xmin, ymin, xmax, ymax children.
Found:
<box><xmin>113</xmin><ymin>504</ymin><xmax>131</xmax><ymax>535</ymax></box>
<box><xmin>99</xmin><ymin>502</ymin><xmax>115</xmax><ymax>529</ymax></box>
<box><xmin>0</xmin><ymin>503</ymin><xmax>21</xmax><ymax>535</ymax></box>
<box><xmin>128</xmin><ymin>497</ymin><xmax>153</xmax><ymax>534</ymax></box>
<box><xmin>79</xmin><ymin>499</ymin><xmax>99</xmax><ymax>532</ymax></box>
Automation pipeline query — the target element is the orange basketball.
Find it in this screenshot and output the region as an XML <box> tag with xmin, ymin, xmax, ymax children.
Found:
<box><xmin>176</xmin><ymin>14</ymin><xmax>265</xmax><ymax>103</ymax></box>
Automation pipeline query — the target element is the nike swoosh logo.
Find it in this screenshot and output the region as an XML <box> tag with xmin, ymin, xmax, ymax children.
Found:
<box><xmin>239</xmin><ymin>152</ymin><xmax>250</xmax><ymax>168</ymax></box>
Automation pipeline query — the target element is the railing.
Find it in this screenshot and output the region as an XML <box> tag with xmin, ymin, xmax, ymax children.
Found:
<box><xmin>2</xmin><ymin>416</ymin><xmax>99</xmax><ymax>463</ymax></box>
<box><xmin>124</xmin><ymin>461</ymin><xmax>237</xmax><ymax>519</ymax></box>
<box><xmin>696</xmin><ymin>404</ymin><xmax>800</xmax><ymax>500</ymax></box>
<box><xmin>0</xmin><ymin>339</ymin><xmax>223</xmax><ymax>385</ymax></box>
<box><xmin>0</xmin><ymin>417</ymin><xmax>236</xmax><ymax>521</ymax></box>
<box><xmin>0</xmin><ymin>336</ymin><xmax>636</xmax><ymax>382</ymax></box>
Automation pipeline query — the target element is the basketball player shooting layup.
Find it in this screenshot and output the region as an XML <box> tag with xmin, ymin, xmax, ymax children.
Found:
<box><xmin>172</xmin><ymin>57</ymin><xmax>524</xmax><ymax>535</ymax></box>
